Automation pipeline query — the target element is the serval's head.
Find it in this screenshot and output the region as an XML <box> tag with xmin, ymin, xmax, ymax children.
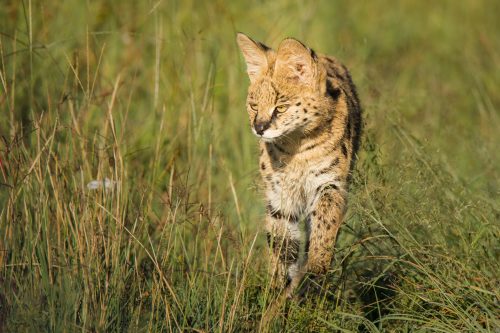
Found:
<box><xmin>237</xmin><ymin>33</ymin><xmax>330</xmax><ymax>142</ymax></box>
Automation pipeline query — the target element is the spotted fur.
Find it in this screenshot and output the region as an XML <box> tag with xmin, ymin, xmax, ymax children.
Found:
<box><xmin>237</xmin><ymin>33</ymin><xmax>362</xmax><ymax>296</ymax></box>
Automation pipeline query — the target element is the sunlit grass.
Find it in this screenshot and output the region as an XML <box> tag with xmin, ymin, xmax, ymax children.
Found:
<box><xmin>0</xmin><ymin>0</ymin><xmax>498</xmax><ymax>331</ymax></box>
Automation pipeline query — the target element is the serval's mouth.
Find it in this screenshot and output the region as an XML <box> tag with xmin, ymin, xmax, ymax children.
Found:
<box><xmin>252</xmin><ymin>128</ymin><xmax>283</xmax><ymax>142</ymax></box>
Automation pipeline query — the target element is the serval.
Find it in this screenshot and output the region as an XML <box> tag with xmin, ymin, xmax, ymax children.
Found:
<box><xmin>237</xmin><ymin>33</ymin><xmax>362</xmax><ymax>297</ymax></box>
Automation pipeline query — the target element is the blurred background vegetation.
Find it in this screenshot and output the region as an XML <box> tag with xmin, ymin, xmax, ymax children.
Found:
<box><xmin>0</xmin><ymin>0</ymin><xmax>498</xmax><ymax>331</ymax></box>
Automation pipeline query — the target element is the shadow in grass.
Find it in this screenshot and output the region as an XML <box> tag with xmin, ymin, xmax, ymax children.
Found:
<box><xmin>0</xmin><ymin>280</ymin><xmax>9</xmax><ymax>333</ymax></box>
<box><xmin>292</xmin><ymin>263</ymin><xmax>398</xmax><ymax>332</ymax></box>
<box><xmin>356</xmin><ymin>271</ymin><xmax>397</xmax><ymax>332</ymax></box>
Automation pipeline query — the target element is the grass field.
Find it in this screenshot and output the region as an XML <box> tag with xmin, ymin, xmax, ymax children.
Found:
<box><xmin>0</xmin><ymin>0</ymin><xmax>499</xmax><ymax>331</ymax></box>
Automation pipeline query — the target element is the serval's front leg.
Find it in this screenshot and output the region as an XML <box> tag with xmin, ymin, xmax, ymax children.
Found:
<box><xmin>306</xmin><ymin>184</ymin><xmax>346</xmax><ymax>277</ymax></box>
<box><xmin>260</xmin><ymin>210</ymin><xmax>302</xmax><ymax>330</ymax></box>
<box><xmin>265</xmin><ymin>206</ymin><xmax>302</xmax><ymax>295</ymax></box>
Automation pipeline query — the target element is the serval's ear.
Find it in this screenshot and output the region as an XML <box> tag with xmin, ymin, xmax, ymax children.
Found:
<box><xmin>275</xmin><ymin>38</ymin><xmax>318</xmax><ymax>85</ymax></box>
<box><xmin>236</xmin><ymin>33</ymin><xmax>271</xmax><ymax>83</ymax></box>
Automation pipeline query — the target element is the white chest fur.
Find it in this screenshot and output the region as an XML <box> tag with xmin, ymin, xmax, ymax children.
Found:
<box><xmin>263</xmin><ymin>156</ymin><xmax>341</xmax><ymax>218</ymax></box>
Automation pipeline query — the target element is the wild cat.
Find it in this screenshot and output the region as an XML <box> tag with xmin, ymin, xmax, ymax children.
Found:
<box><xmin>237</xmin><ymin>33</ymin><xmax>362</xmax><ymax>297</ymax></box>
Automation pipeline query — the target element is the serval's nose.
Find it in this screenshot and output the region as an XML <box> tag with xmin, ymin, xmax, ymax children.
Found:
<box><xmin>254</xmin><ymin>121</ymin><xmax>271</xmax><ymax>135</ymax></box>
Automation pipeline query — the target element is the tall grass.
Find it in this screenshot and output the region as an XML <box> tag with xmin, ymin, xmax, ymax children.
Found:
<box><xmin>1</xmin><ymin>0</ymin><xmax>498</xmax><ymax>331</ymax></box>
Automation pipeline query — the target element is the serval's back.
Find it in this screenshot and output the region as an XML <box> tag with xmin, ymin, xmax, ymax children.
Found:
<box><xmin>237</xmin><ymin>33</ymin><xmax>362</xmax><ymax>296</ymax></box>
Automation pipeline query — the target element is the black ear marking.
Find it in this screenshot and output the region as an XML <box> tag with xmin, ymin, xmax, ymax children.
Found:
<box><xmin>326</xmin><ymin>80</ymin><xmax>341</xmax><ymax>100</ymax></box>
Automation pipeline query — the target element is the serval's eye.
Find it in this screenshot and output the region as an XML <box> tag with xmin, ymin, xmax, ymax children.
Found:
<box><xmin>275</xmin><ymin>104</ymin><xmax>289</xmax><ymax>113</ymax></box>
<box><xmin>249</xmin><ymin>103</ymin><xmax>258</xmax><ymax>112</ymax></box>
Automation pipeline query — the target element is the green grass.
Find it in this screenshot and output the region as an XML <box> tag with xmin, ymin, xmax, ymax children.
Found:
<box><xmin>1</xmin><ymin>0</ymin><xmax>499</xmax><ymax>331</ymax></box>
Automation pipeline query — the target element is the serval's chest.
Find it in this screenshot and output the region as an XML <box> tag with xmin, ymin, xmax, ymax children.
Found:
<box><xmin>265</xmin><ymin>162</ymin><xmax>307</xmax><ymax>218</ymax></box>
<box><xmin>261</xmin><ymin>148</ymin><xmax>340</xmax><ymax>219</ymax></box>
